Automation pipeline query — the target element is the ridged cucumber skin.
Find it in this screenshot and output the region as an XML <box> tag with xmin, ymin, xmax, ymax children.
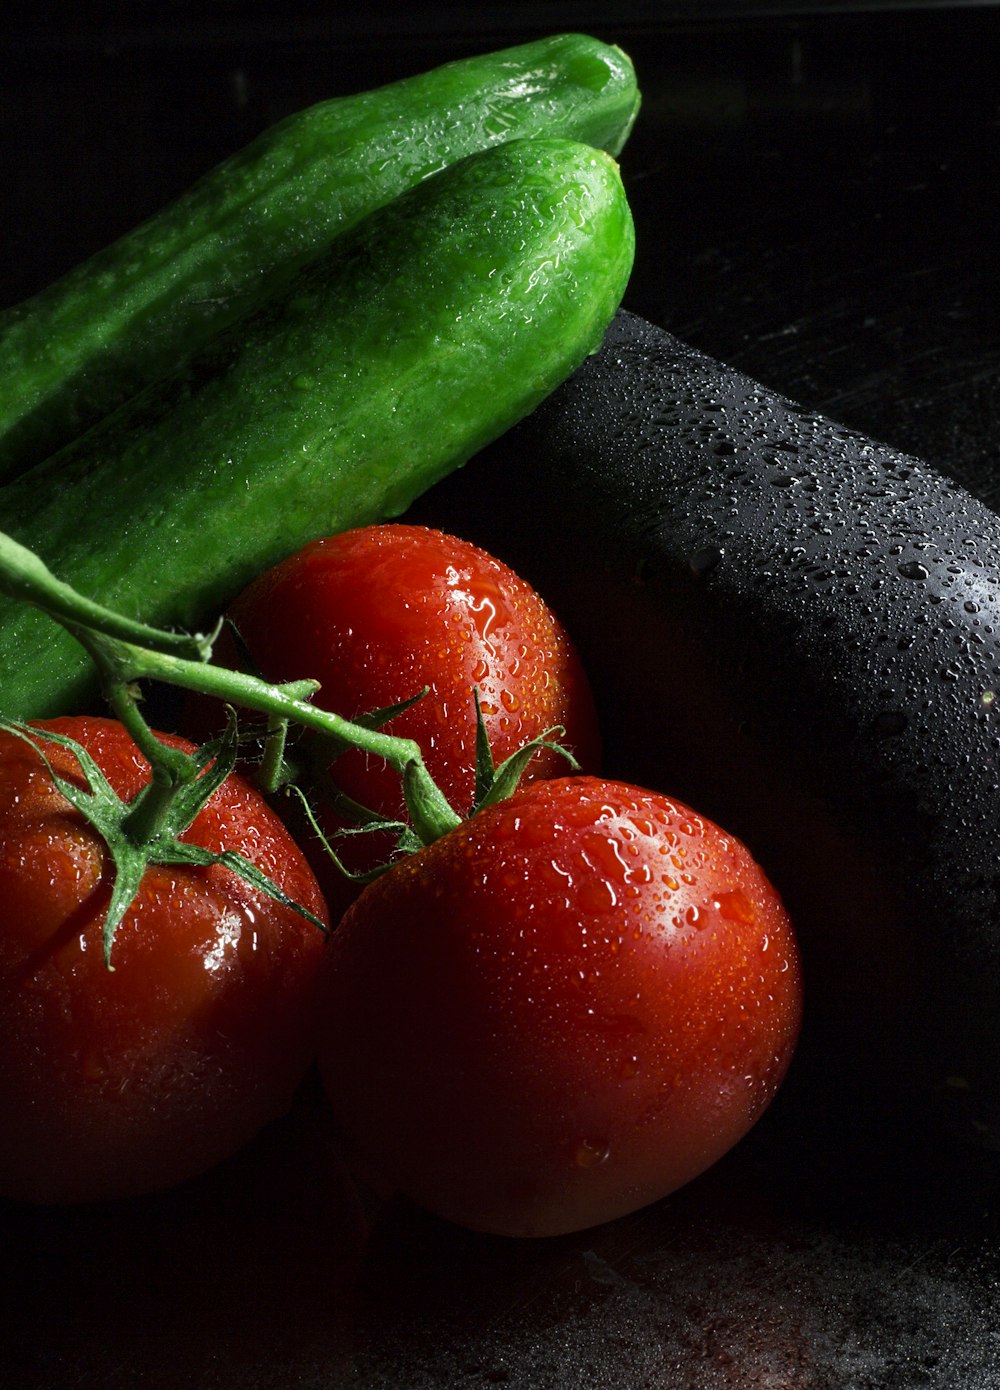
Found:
<box><xmin>0</xmin><ymin>139</ymin><xmax>634</xmax><ymax>722</ymax></box>
<box><xmin>0</xmin><ymin>35</ymin><xmax>639</xmax><ymax>482</ymax></box>
<box><xmin>414</xmin><ymin>308</ymin><xmax>1000</xmax><ymax>1139</ymax></box>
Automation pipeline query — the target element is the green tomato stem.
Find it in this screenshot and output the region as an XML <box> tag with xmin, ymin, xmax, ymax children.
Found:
<box><xmin>107</xmin><ymin>676</ymin><xmax>201</xmax><ymax>846</ymax></box>
<box><xmin>0</xmin><ymin>530</ymin><xmax>463</xmax><ymax>846</ymax></box>
<box><xmin>142</xmin><ymin>645</ymin><xmax>462</xmax><ymax>840</ymax></box>
<box><xmin>0</xmin><ymin>531</ymin><xmax>214</xmax><ymax>660</ymax></box>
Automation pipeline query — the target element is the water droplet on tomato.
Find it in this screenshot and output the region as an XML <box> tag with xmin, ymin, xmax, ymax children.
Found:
<box><xmin>573</xmin><ymin>1138</ymin><xmax>611</xmax><ymax>1169</ymax></box>
<box><xmin>81</xmin><ymin>1050</ymin><xmax>107</xmax><ymax>1083</ymax></box>
<box><xmin>559</xmin><ymin>798</ymin><xmax>603</xmax><ymax>829</ymax></box>
<box><xmin>540</xmin><ymin>857</ymin><xmax>573</xmax><ymax>890</ymax></box>
<box><xmin>577</xmin><ymin>876</ymin><xmax>618</xmax><ymax>914</ymax></box>
<box><xmin>714</xmin><ymin>889</ymin><xmax>757</xmax><ymax>924</ymax></box>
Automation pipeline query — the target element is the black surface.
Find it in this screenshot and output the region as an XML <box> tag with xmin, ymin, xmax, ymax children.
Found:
<box><xmin>3</xmin><ymin>6</ymin><xmax>1000</xmax><ymax>1388</ymax></box>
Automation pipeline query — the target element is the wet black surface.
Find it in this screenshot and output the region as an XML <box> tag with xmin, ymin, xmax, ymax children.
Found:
<box><xmin>3</xmin><ymin>5</ymin><xmax>1000</xmax><ymax>1388</ymax></box>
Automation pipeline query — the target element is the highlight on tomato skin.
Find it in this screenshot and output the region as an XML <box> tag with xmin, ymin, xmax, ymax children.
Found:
<box><xmin>315</xmin><ymin>775</ymin><xmax>803</xmax><ymax>1239</ymax></box>
<box><xmin>0</xmin><ymin>716</ymin><xmax>330</xmax><ymax>1207</ymax></box>
<box><xmin>215</xmin><ymin>523</ymin><xmax>601</xmax><ymax>902</ymax></box>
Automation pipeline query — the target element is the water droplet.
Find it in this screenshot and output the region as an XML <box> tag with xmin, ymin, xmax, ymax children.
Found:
<box><xmin>871</xmin><ymin>710</ymin><xmax>909</xmax><ymax>738</ymax></box>
<box><xmin>577</xmin><ymin>876</ymin><xmax>618</xmax><ymax>914</ymax></box>
<box><xmin>689</xmin><ymin>545</ymin><xmax>724</xmax><ymax>578</ymax></box>
<box><xmin>573</xmin><ymin>1138</ymin><xmax>611</xmax><ymax>1169</ymax></box>
<box><xmin>714</xmin><ymin>889</ymin><xmax>756</xmax><ymax>924</ymax></box>
<box><xmin>81</xmin><ymin>1051</ymin><xmax>107</xmax><ymax>1083</ymax></box>
<box><xmin>898</xmin><ymin>560</ymin><xmax>929</xmax><ymax>581</ymax></box>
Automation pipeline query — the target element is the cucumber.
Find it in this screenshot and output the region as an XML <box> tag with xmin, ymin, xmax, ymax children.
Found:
<box><xmin>0</xmin><ymin>33</ymin><xmax>639</xmax><ymax>481</ymax></box>
<box><xmin>0</xmin><ymin>139</ymin><xmax>634</xmax><ymax>722</ymax></box>
<box><xmin>413</xmin><ymin>308</ymin><xmax>1000</xmax><ymax>1143</ymax></box>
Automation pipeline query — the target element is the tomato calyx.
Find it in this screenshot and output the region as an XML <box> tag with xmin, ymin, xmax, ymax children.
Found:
<box><xmin>222</xmin><ymin>632</ymin><xmax>578</xmax><ymax>854</ymax></box>
<box><xmin>469</xmin><ymin>688</ymin><xmax>578</xmax><ymax>816</ymax></box>
<box><xmin>287</xmin><ymin>688</ymin><xmax>580</xmax><ymax>884</ymax></box>
<box><xmin>0</xmin><ymin>713</ymin><xmax>327</xmax><ymax>966</ymax></box>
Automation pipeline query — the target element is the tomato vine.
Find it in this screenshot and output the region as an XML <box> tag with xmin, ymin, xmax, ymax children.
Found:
<box><xmin>0</xmin><ymin>528</ymin><xmax>574</xmax><ymax>958</ymax></box>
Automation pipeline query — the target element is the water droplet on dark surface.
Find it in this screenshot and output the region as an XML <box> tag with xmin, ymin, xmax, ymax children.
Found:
<box><xmin>689</xmin><ymin>545</ymin><xmax>724</xmax><ymax>577</ymax></box>
<box><xmin>871</xmin><ymin>710</ymin><xmax>909</xmax><ymax>738</ymax></box>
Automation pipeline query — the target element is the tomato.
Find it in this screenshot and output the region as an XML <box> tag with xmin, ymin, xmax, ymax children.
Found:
<box><xmin>316</xmin><ymin>776</ymin><xmax>802</xmax><ymax>1238</ymax></box>
<box><xmin>218</xmin><ymin>524</ymin><xmax>600</xmax><ymax>897</ymax></box>
<box><xmin>0</xmin><ymin>716</ymin><xmax>329</xmax><ymax>1205</ymax></box>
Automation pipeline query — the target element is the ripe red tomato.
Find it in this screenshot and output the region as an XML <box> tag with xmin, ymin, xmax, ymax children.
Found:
<box><xmin>219</xmin><ymin>524</ymin><xmax>600</xmax><ymax>895</ymax></box>
<box><xmin>316</xmin><ymin>776</ymin><xmax>802</xmax><ymax>1238</ymax></box>
<box><xmin>0</xmin><ymin>716</ymin><xmax>329</xmax><ymax>1205</ymax></box>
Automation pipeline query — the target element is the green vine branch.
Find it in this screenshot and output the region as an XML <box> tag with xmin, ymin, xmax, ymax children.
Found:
<box><xmin>0</xmin><ymin>530</ymin><xmax>577</xmax><ymax>960</ymax></box>
<box><xmin>0</xmin><ymin>530</ymin><xmax>464</xmax><ymax>846</ymax></box>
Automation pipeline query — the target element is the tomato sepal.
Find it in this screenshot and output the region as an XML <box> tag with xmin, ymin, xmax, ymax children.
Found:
<box><xmin>286</xmin><ymin>781</ymin><xmax>423</xmax><ymax>885</ymax></box>
<box><xmin>469</xmin><ymin>687</ymin><xmax>580</xmax><ymax>816</ymax></box>
<box><xmin>266</xmin><ymin>688</ymin><xmax>431</xmax><ymax>795</ymax></box>
<box><xmin>0</xmin><ymin>715</ymin><xmax>327</xmax><ymax>965</ymax></box>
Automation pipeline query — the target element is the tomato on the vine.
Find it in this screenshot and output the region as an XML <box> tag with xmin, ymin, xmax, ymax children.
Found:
<box><xmin>217</xmin><ymin>524</ymin><xmax>600</xmax><ymax>895</ymax></box>
<box><xmin>0</xmin><ymin>716</ymin><xmax>329</xmax><ymax>1205</ymax></box>
<box><xmin>316</xmin><ymin>775</ymin><xmax>802</xmax><ymax>1238</ymax></box>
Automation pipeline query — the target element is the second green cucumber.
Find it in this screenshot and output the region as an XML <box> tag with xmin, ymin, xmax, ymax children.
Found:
<box><xmin>0</xmin><ymin>34</ymin><xmax>639</xmax><ymax>480</ymax></box>
<box><xmin>0</xmin><ymin>137</ymin><xmax>634</xmax><ymax>721</ymax></box>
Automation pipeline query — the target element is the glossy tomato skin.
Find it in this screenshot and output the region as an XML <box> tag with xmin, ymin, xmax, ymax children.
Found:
<box><xmin>0</xmin><ymin>717</ymin><xmax>329</xmax><ymax>1205</ymax></box>
<box><xmin>220</xmin><ymin>525</ymin><xmax>601</xmax><ymax>897</ymax></box>
<box><xmin>317</xmin><ymin>776</ymin><xmax>802</xmax><ymax>1238</ymax></box>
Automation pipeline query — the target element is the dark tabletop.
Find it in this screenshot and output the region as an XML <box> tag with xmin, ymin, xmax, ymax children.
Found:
<box><xmin>3</xmin><ymin>5</ymin><xmax>1000</xmax><ymax>1388</ymax></box>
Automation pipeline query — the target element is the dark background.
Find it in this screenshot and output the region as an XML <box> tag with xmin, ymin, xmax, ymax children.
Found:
<box><xmin>3</xmin><ymin>4</ymin><xmax>1000</xmax><ymax>1388</ymax></box>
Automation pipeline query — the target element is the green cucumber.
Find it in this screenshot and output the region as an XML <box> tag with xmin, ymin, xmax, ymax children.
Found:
<box><xmin>0</xmin><ymin>34</ymin><xmax>639</xmax><ymax>481</ymax></box>
<box><xmin>0</xmin><ymin>137</ymin><xmax>634</xmax><ymax>721</ymax></box>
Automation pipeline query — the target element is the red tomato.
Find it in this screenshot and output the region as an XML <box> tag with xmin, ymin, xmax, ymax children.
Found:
<box><xmin>0</xmin><ymin>716</ymin><xmax>329</xmax><ymax>1205</ymax></box>
<box><xmin>219</xmin><ymin>524</ymin><xmax>600</xmax><ymax>897</ymax></box>
<box><xmin>316</xmin><ymin>776</ymin><xmax>802</xmax><ymax>1238</ymax></box>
